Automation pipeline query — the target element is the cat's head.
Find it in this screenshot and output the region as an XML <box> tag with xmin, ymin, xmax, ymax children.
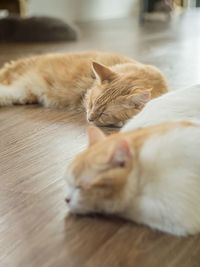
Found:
<box><xmin>84</xmin><ymin>61</ymin><xmax>152</xmax><ymax>127</ymax></box>
<box><xmin>64</xmin><ymin>126</ymin><xmax>137</xmax><ymax>216</ymax></box>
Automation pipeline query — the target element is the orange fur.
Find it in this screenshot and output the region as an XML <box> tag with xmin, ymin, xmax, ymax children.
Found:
<box><xmin>0</xmin><ymin>51</ymin><xmax>168</xmax><ymax>126</ymax></box>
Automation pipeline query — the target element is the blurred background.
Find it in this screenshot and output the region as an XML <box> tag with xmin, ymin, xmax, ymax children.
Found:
<box><xmin>0</xmin><ymin>0</ymin><xmax>199</xmax><ymax>89</ymax></box>
<box><xmin>0</xmin><ymin>0</ymin><xmax>199</xmax><ymax>22</ymax></box>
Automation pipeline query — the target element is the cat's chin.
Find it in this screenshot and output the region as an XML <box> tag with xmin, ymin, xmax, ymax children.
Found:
<box><xmin>68</xmin><ymin>207</ymin><xmax>93</xmax><ymax>216</ymax></box>
<box><xmin>67</xmin><ymin>202</ymin><xmax>93</xmax><ymax>215</ymax></box>
<box><xmin>90</xmin><ymin>122</ymin><xmax>124</xmax><ymax>128</ymax></box>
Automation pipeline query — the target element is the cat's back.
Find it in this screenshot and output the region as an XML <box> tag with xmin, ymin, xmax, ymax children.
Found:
<box><xmin>134</xmin><ymin>121</ymin><xmax>200</xmax><ymax>236</ymax></box>
<box><xmin>125</xmin><ymin>120</ymin><xmax>200</xmax><ymax>190</ymax></box>
<box><xmin>0</xmin><ymin>51</ymin><xmax>133</xmax><ymax>85</ymax></box>
<box><xmin>140</xmin><ymin>121</ymin><xmax>200</xmax><ymax>165</ymax></box>
<box><xmin>13</xmin><ymin>51</ymin><xmax>133</xmax><ymax>70</ymax></box>
<box><xmin>122</xmin><ymin>84</ymin><xmax>200</xmax><ymax>131</ymax></box>
<box><xmin>29</xmin><ymin>51</ymin><xmax>134</xmax><ymax>76</ymax></box>
<box><xmin>137</xmin><ymin>121</ymin><xmax>200</xmax><ymax>197</ymax></box>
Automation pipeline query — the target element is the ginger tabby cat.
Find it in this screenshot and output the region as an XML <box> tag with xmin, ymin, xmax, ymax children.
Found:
<box><xmin>0</xmin><ymin>51</ymin><xmax>168</xmax><ymax>127</ymax></box>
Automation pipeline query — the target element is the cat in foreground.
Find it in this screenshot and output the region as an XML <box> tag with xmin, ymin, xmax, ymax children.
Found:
<box><xmin>0</xmin><ymin>51</ymin><xmax>167</xmax><ymax>127</ymax></box>
<box><xmin>64</xmin><ymin>85</ymin><xmax>200</xmax><ymax>236</ymax></box>
<box><xmin>65</xmin><ymin>122</ymin><xmax>200</xmax><ymax>236</ymax></box>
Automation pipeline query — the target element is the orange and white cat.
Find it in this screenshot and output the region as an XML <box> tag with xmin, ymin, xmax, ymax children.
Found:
<box><xmin>64</xmin><ymin>122</ymin><xmax>200</xmax><ymax>236</ymax></box>
<box><xmin>0</xmin><ymin>51</ymin><xmax>167</xmax><ymax>127</ymax></box>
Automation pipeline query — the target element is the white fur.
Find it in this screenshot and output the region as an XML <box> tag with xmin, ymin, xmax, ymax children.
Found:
<box><xmin>0</xmin><ymin>72</ymin><xmax>54</xmax><ymax>107</ymax></box>
<box><xmin>0</xmin><ymin>84</ymin><xmax>27</xmax><ymax>105</ymax></box>
<box><xmin>125</xmin><ymin>124</ymin><xmax>200</xmax><ymax>235</ymax></box>
<box><xmin>122</xmin><ymin>84</ymin><xmax>200</xmax><ymax>132</ymax></box>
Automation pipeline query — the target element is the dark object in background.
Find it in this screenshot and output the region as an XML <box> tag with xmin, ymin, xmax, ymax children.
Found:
<box><xmin>145</xmin><ymin>0</ymin><xmax>173</xmax><ymax>12</ymax></box>
<box><xmin>0</xmin><ymin>15</ymin><xmax>79</xmax><ymax>42</ymax></box>
<box><xmin>154</xmin><ymin>0</ymin><xmax>174</xmax><ymax>12</ymax></box>
<box><xmin>140</xmin><ymin>0</ymin><xmax>174</xmax><ymax>23</ymax></box>
<box><xmin>0</xmin><ymin>0</ymin><xmax>27</xmax><ymax>16</ymax></box>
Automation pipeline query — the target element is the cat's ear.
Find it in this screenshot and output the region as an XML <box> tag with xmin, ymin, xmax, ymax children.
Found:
<box><xmin>88</xmin><ymin>126</ymin><xmax>106</xmax><ymax>146</ymax></box>
<box><xmin>92</xmin><ymin>61</ymin><xmax>116</xmax><ymax>83</ymax></box>
<box><xmin>109</xmin><ymin>140</ymin><xmax>131</xmax><ymax>167</ymax></box>
<box><xmin>127</xmin><ymin>89</ymin><xmax>152</xmax><ymax>108</ymax></box>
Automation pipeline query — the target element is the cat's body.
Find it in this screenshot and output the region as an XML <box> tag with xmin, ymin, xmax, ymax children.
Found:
<box><xmin>0</xmin><ymin>51</ymin><xmax>168</xmax><ymax>126</ymax></box>
<box><xmin>64</xmin><ymin>122</ymin><xmax>200</xmax><ymax>236</ymax></box>
<box><xmin>122</xmin><ymin>84</ymin><xmax>200</xmax><ymax>132</ymax></box>
<box><xmin>0</xmin><ymin>15</ymin><xmax>79</xmax><ymax>42</ymax></box>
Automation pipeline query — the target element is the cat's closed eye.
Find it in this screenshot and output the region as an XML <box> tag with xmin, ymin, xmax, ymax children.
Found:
<box><xmin>67</xmin><ymin>179</ymin><xmax>82</xmax><ymax>190</ymax></box>
<box><xmin>100</xmin><ymin>112</ymin><xmax>109</xmax><ymax>117</ymax></box>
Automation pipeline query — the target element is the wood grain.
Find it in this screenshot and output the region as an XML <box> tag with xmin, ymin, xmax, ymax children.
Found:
<box><xmin>0</xmin><ymin>9</ymin><xmax>200</xmax><ymax>267</ymax></box>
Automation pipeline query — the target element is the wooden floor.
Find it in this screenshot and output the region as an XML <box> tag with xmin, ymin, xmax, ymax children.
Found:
<box><xmin>1</xmin><ymin>9</ymin><xmax>200</xmax><ymax>267</ymax></box>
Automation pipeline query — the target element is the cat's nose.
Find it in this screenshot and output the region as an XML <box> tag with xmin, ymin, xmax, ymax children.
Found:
<box><xmin>87</xmin><ymin>114</ymin><xmax>94</xmax><ymax>122</ymax></box>
<box><xmin>65</xmin><ymin>198</ymin><xmax>71</xmax><ymax>204</ymax></box>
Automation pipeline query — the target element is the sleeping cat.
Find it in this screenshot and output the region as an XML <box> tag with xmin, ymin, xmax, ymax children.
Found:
<box><xmin>122</xmin><ymin>84</ymin><xmax>200</xmax><ymax>132</ymax></box>
<box><xmin>64</xmin><ymin>122</ymin><xmax>200</xmax><ymax>236</ymax></box>
<box><xmin>0</xmin><ymin>51</ymin><xmax>168</xmax><ymax>127</ymax></box>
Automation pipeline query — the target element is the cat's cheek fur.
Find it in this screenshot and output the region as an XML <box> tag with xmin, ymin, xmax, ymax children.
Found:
<box><xmin>65</xmin><ymin>186</ymin><xmax>89</xmax><ymax>214</ymax></box>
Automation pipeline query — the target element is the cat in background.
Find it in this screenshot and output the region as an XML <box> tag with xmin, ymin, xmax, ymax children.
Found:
<box><xmin>122</xmin><ymin>84</ymin><xmax>200</xmax><ymax>132</ymax></box>
<box><xmin>64</xmin><ymin>121</ymin><xmax>200</xmax><ymax>236</ymax></box>
<box><xmin>0</xmin><ymin>51</ymin><xmax>168</xmax><ymax>127</ymax></box>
